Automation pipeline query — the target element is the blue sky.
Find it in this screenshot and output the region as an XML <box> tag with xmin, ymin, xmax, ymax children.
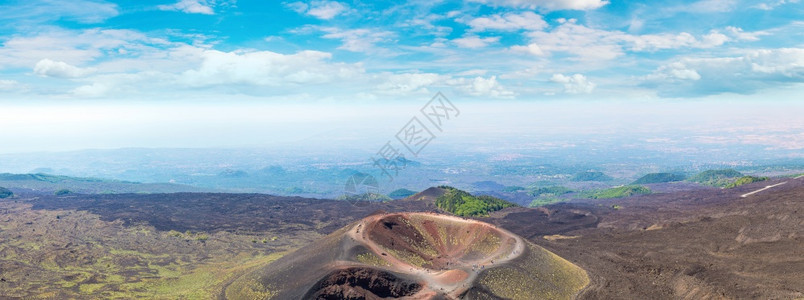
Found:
<box><xmin>0</xmin><ymin>0</ymin><xmax>802</xmax><ymax>101</ymax></box>
<box><xmin>0</xmin><ymin>0</ymin><xmax>802</xmax><ymax>153</ymax></box>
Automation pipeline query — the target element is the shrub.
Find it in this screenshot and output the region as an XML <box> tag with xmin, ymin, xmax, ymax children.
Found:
<box><xmin>55</xmin><ymin>189</ymin><xmax>73</xmax><ymax>196</ymax></box>
<box><xmin>724</xmin><ymin>176</ymin><xmax>768</xmax><ymax>188</ymax></box>
<box><xmin>0</xmin><ymin>187</ymin><xmax>12</xmax><ymax>199</ymax></box>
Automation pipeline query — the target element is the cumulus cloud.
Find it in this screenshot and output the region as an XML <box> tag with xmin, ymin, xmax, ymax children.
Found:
<box><xmin>645</xmin><ymin>62</ymin><xmax>701</xmax><ymax>81</ymax></box>
<box><xmin>447</xmin><ymin>76</ymin><xmax>515</xmax><ymax>98</ymax></box>
<box><xmin>157</xmin><ymin>0</ymin><xmax>215</xmax><ymax>15</ymax></box>
<box><xmin>725</xmin><ymin>26</ymin><xmax>768</xmax><ymax>41</ymax></box>
<box><xmin>453</xmin><ymin>35</ymin><xmax>500</xmax><ymax>49</ymax></box>
<box><xmin>643</xmin><ymin>48</ymin><xmax>804</xmax><ymax>97</ymax></box>
<box><xmin>550</xmin><ymin>73</ymin><xmax>596</xmax><ymax>94</ymax></box>
<box><xmin>0</xmin><ymin>29</ymin><xmax>171</xmax><ymax>70</ymax></box>
<box><xmin>509</xmin><ymin>43</ymin><xmax>545</xmax><ymax>56</ymax></box>
<box><xmin>180</xmin><ymin>49</ymin><xmax>363</xmax><ymax>87</ymax></box>
<box><xmin>464</xmin><ymin>11</ymin><xmax>548</xmax><ymax>31</ymax></box>
<box><xmin>468</xmin><ymin>0</ymin><xmax>609</xmax><ymax>11</ymax></box>
<box><xmin>524</xmin><ymin>22</ymin><xmax>744</xmax><ymax>61</ymax></box>
<box><xmin>33</xmin><ymin>59</ymin><xmax>94</xmax><ymax>78</ymax></box>
<box><xmin>286</xmin><ymin>1</ymin><xmax>348</xmax><ymax>20</ymax></box>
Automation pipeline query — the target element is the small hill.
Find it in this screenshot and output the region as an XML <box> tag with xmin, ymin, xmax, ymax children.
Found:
<box><xmin>0</xmin><ymin>187</ymin><xmax>12</xmax><ymax>198</ymax></box>
<box><xmin>587</xmin><ymin>185</ymin><xmax>651</xmax><ymax>199</ymax></box>
<box><xmin>571</xmin><ymin>171</ymin><xmax>612</xmax><ymax>182</ymax></box>
<box><xmin>388</xmin><ymin>188</ymin><xmax>417</xmax><ymax>199</ymax></box>
<box><xmin>632</xmin><ymin>172</ymin><xmax>686</xmax><ymax>184</ymax></box>
<box><xmin>405</xmin><ymin>186</ymin><xmax>449</xmax><ymax>202</ymax></box>
<box><xmin>0</xmin><ymin>173</ymin><xmax>205</xmax><ymax>194</ymax></box>
<box><xmin>725</xmin><ymin>176</ymin><xmax>768</xmax><ymax>188</ymax></box>
<box><xmin>225</xmin><ymin>212</ymin><xmax>588</xmax><ymax>299</ymax></box>
<box><xmin>0</xmin><ymin>173</ymin><xmax>111</xmax><ymax>183</ymax></box>
<box><xmin>527</xmin><ymin>186</ymin><xmax>574</xmax><ymax>207</ymax></box>
<box><xmin>259</xmin><ymin>165</ymin><xmax>286</xmax><ymax>176</ymax></box>
<box><xmin>434</xmin><ymin>186</ymin><xmax>517</xmax><ymax>217</ymax></box>
<box><xmin>689</xmin><ymin>169</ymin><xmax>744</xmax><ymax>187</ymax></box>
<box><xmin>528</xmin><ymin>185</ymin><xmax>573</xmax><ymax>197</ymax></box>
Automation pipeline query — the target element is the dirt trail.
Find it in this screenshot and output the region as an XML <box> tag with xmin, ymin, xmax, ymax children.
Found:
<box><xmin>741</xmin><ymin>181</ymin><xmax>787</xmax><ymax>197</ymax></box>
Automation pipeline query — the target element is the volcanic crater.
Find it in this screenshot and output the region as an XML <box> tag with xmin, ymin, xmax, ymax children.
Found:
<box><xmin>226</xmin><ymin>212</ymin><xmax>589</xmax><ymax>299</ymax></box>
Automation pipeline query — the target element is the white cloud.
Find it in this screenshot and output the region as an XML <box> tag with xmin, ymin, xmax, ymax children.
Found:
<box><xmin>71</xmin><ymin>82</ymin><xmax>111</xmax><ymax>97</ymax></box>
<box><xmin>468</xmin><ymin>0</ymin><xmax>609</xmax><ymax>11</ymax></box>
<box><xmin>317</xmin><ymin>27</ymin><xmax>395</xmax><ymax>53</ymax></box>
<box><xmin>180</xmin><ymin>49</ymin><xmax>364</xmax><ymax>87</ymax></box>
<box><xmin>0</xmin><ymin>29</ymin><xmax>170</xmax><ymax>70</ymax></box>
<box><xmin>752</xmin><ymin>0</ymin><xmax>799</xmax><ymax>10</ymax></box>
<box><xmin>550</xmin><ymin>73</ymin><xmax>596</xmax><ymax>94</ymax></box>
<box><xmin>286</xmin><ymin>1</ymin><xmax>348</xmax><ymax>20</ymax></box>
<box><xmin>643</xmin><ymin>48</ymin><xmax>804</xmax><ymax>97</ymax></box>
<box><xmin>645</xmin><ymin>62</ymin><xmax>701</xmax><ymax>81</ymax></box>
<box><xmin>34</xmin><ymin>59</ymin><xmax>94</xmax><ymax>78</ymax></box>
<box><xmin>375</xmin><ymin>73</ymin><xmax>444</xmax><ymax>95</ymax></box>
<box><xmin>725</xmin><ymin>26</ymin><xmax>768</xmax><ymax>41</ymax></box>
<box><xmin>0</xmin><ymin>0</ymin><xmax>119</xmax><ymax>24</ymax></box>
<box><xmin>509</xmin><ymin>43</ymin><xmax>546</xmax><ymax>56</ymax></box>
<box><xmin>674</xmin><ymin>0</ymin><xmax>736</xmax><ymax>13</ymax></box>
<box><xmin>157</xmin><ymin>0</ymin><xmax>214</xmax><ymax>15</ymax></box>
<box><xmin>404</xmin><ymin>14</ymin><xmax>453</xmax><ymax>37</ymax></box>
<box><xmin>464</xmin><ymin>11</ymin><xmax>548</xmax><ymax>31</ymax></box>
<box><xmin>286</xmin><ymin>1</ymin><xmax>309</xmax><ymax>13</ymax></box>
<box><xmin>447</xmin><ymin>76</ymin><xmax>515</xmax><ymax>98</ymax></box>
<box><xmin>453</xmin><ymin>35</ymin><xmax>500</xmax><ymax>49</ymax></box>
<box><xmin>0</xmin><ymin>80</ymin><xmax>22</xmax><ymax>91</ymax></box>
<box><xmin>525</xmin><ymin>22</ymin><xmax>742</xmax><ymax>61</ymax></box>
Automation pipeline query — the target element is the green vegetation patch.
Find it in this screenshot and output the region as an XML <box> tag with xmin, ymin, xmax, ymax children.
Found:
<box><xmin>528</xmin><ymin>186</ymin><xmax>573</xmax><ymax>197</ymax></box>
<box><xmin>355</xmin><ymin>252</ymin><xmax>392</xmax><ymax>267</ymax></box>
<box><xmin>571</xmin><ymin>171</ymin><xmax>612</xmax><ymax>182</ymax></box>
<box><xmin>724</xmin><ymin>176</ymin><xmax>768</xmax><ymax>188</ymax></box>
<box><xmin>336</xmin><ymin>192</ymin><xmax>392</xmax><ymax>202</ymax></box>
<box><xmin>632</xmin><ymin>173</ymin><xmax>686</xmax><ymax>184</ymax></box>
<box><xmin>527</xmin><ymin>186</ymin><xmax>573</xmax><ymax>207</ymax></box>
<box><xmin>529</xmin><ymin>197</ymin><xmax>565</xmax><ymax>207</ymax></box>
<box><xmin>689</xmin><ymin>169</ymin><xmax>744</xmax><ymax>187</ymax></box>
<box><xmin>55</xmin><ymin>189</ymin><xmax>74</xmax><ymax>196</ymax></box>
<box><xmin>0</xmin><ymin>186</ymin><xmax>12</xmax><ymax>198</ymax></box>
<box><xmin>585</xmin><ymin>185</ymin><xmax>651</xmax><ymax>199</ymax></box>
<box><xmin>434</xmin><ymin>186</ymin><xmax>516</xmax><ymax>217</ymax></box>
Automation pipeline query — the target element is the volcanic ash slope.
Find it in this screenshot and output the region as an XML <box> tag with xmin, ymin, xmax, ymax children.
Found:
<box><xmin>225</xmin><ymin>212</ymin><xmax>588</xmax><ymax>299</ymax></box>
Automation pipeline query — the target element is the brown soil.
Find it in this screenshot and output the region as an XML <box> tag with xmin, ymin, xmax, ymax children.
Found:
<box><xmin>481</xmin><ymin>177</ymin><xmax>804</xmax><ymax>299</ymax></box>
<box><xmin>303</xmin><ymin>267</ymin><xmax>423</xmax><ymax>299</ymax></box>
<box><xmin>11</xmin><ymin>177</ymin><xmax>803</xmax><ymax>299</ymax></box>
